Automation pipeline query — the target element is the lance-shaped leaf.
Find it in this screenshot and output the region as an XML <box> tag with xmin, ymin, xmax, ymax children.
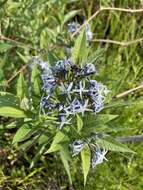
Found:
<box><xmin>62</xmin><ymin>10</ymin><xmax>80</xmax><ymax>26</ymax></box>
<box><xmin>76</xmin><ymin>114</ymin><xmax>83</xmax><ymax>133</ymax></box>
<box><xmin>48</xmin><ymin>51</ymin><xmax>58</xmax><ymax>65</ymax></box>
<box><xmin>95</xmin><ymin>114</ymin><xmax>119</xmax><ymax>124</ymax></box>
<box><xmin>0</xmin><ymin>91</ymin><xmax>28</xmax><ymax>118</ymax></box>
<box><xmin>96</xmin><ymin>136</ymin><xmax>135</xmax><ymax>153</ymax></box>
<box><xmin>83</xmin><ymin>114</ymin><xmax>118</xmax><ymax>127</ymax></box>
<box><xmin>12</xmin><ymin>124</ymin><xmax>36</xmax><ymax>144</ymax></box>
<box><xmin>17</xmin><ymin>72</ymin><xmax>28</xmax><ymax>99</ymax></box>
<box><xmin>84</xmin><ymin>48</ymin><xmax>105</xmax><ymax>64</ymax></box>
<box><xmin>60</xmin><ymin>145</ymin><xmax>72</xmax><ymax>185</ymax></box>
<box><xmin>31</xmin><ymin>65</ymin><xmax>41</xmax><ymax>96</ymax></box>
<box><xmin>81</xmin><ymin>145</ymin><xmax>91</xmax><ymax>186</ymax></box>
<box><xmin>105</xmin><ymin>99</ymin><xmax>143</xmax><ymax>109</ymax></box>
<box><xmin>45</xmin><ymin>131</ymin><xmax>68</xmax><ymax>154</ymax></box>
<box><xmin>71</xmin><ymin>29</ymin><xmax>87</xmax><ymax>64</ymax></box>
<box><xmin>0</xmin><ymin>106</ymin><xmax>28</xmax><ymax>118</ymax></box>
<box><xmin>17</xmin><ymin>52</ymin><xmax>29</xmax><ymax>63</ymax></box>
<box><xmin>0</xmin><ymin>91</ymin><xmax>20</xmax><ymax>107</ymax></box>
<box><xmin>30</xmin><ymin>142</ymin><xmax>48</xmax><ymax>168</ymax></box>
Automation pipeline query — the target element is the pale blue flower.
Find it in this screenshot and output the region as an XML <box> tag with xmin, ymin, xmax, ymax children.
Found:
<box><xmin>53</xmin><ymin>59</ymin><xmax>73</xmax><ymax>76</ymax></box>
<box><xmin>73</xmin><ymin>81</ymin><xmax>86</xmax><ymax>99</ymax></box>
<box><xmin>31</xmin><ymin>56</ymin><xmax>50</xmax><ymax>71</ymax></box>
<box><xmin>68</xmin><ymin>22</ymin><xmax>79</xmax><ymax>34</ymax></box>
<box><xmin>41</xmin><ymin>74</ymin><xmax>56</xmax><ymax>92</ymax></box>
<box><xmin>83</xmin><ymin>63</ymin><xmax>96</xmax><ymax>75</ymax></box>
<box><xmin>92</xmin><ymin>147</ymin><xmax>108</xmax><ymax>168</ymax></box>
<box><xmin>92</xmin><ymin>100</ymin><xmax>104</xmax><ymax>113</ymax></box>
<box><xmin>85</xmin><ymin>24</ymin><xmax>93</xmax><ymax>41</ymax></box>
<box><xmin>60</xmin><ymin>82</ymin><xmax>73</xmax><ymax>100</ymax></box>
<box><xmin>40</xmin><ymin>96</ymin><xmax>57</xmax><ymax>114</ymax></box>
<box><xmin>71</xmin><ymin>140</ymin><xmax>86</xmax><ymax>156</ymax></box>
<box><xmin>58</xmin><ymin>114</ymin><xmax>72</xmax><ymax>129</ymax></box>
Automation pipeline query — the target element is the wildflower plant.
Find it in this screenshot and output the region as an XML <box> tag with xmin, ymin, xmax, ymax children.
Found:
<box><xmin>0</xmin><ymin>29</ymin><xmax>134</xmax><ymax>186</ymax></box>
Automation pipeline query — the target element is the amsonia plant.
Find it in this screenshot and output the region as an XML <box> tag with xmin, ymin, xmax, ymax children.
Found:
<box><xmin>0</xmin><ymin>28</ymin><xmax>134</xmax><ymax>185</ymax></box>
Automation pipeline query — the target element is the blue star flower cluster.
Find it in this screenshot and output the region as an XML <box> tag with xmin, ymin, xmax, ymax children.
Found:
<box><xmin>32</xmin><ymin>56</ymin><xmax>108</xmax><ymax>129</ymax></box>
<box><xmin>31</xmin><ymin>56</ymin><xmax>109</xmax><ymax>168</ymax></box>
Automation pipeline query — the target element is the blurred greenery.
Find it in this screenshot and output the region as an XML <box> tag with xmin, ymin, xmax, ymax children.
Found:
<box><xmin>0</xmin><ymin>0</ymin><xmax>143</xmax><ymax>189</ymax></box>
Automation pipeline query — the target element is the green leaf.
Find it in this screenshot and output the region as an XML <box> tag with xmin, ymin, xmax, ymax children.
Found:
<box><xmin>76</xmin><ymin>114</ymin><xmax>83</xmax><ymax>133</ymax></box>
<box><xmin>0</xmin><ymin>91</ymin><xmax>28</xmax><ymax>118</ymax></box>
<box><xmin>7</xmin><ymin>2</ymin><xmax>21</xmax><ymax>13</ymax></box>
<box><xmin>60</xmin><ymin>147</ymin><xmax>72</xmax><ymax>184</ymax></box>
<box><xmin>95</xmin><ymin>114</ymin><xmax>119</xmax><ymax>124</ymax></box>
<box><xmin>48</xmin><ymin>51</ymin><xmax>58</xmax><ymax>65</ymax></box>
<box><xmin>0</xmin><ymin>42</ymin><xmax>13</xmax><ymax>52</ymax></box>
<box><xmin>85</xmin><ymin>48</ymin><xmax>105</xmax><ymax>64</ymax></box>
<box><xmin>31</xmin><ymin>65</ymin><xmax>41</xmax><ymax>96</ymax></box>
<box><xmin>71</xmin><ymin>29</ymin><xmax>87</xmax><ymax>64</ymax></box>
<box><xmin>96</xmin><ymin>136</ymin><xmax>135</xmax><ymax>153</ymax></box>
<box><xmin>105</xmin><ymin>99</ymin><xmax>143</xmax><ymax>109</ymax></box>
<box><xmin>0</xmin><ymin>106</ymin><xmax>28</xmax><ymax>118</ymax></box>
<box><xmin>0</xmin><ymin>91</ymin><xmax>20</xmax><ymax>107</ymax></box>
<box><xmin>81</xmin><ymin>145</ymin><xmax>91</xmax><ymax>186</ymax></box>
<box><xmin>12</xmin><ymin>124</ymin><xmax>34</xmax><ymax>144</ymax></box>
<box><xmin>84</xmin><ymin>124</ymin><xmax>113</xmax><ymax>134</ymax></box>
<box><xmin>38</xmin><ymin>134</ymin><xmax>49</xmax><ymax>145</ymax></box>
<box><xmin>45</xmin><ymin>131</ymin><xmax>67</xmax><ymax>153</ymax></box>
<box><xmin>83</xmin><ymin>114</ymin><xmax>118</xmax><ymax>129</ymax></box>
<box><xmin>19</xmin><ymin>139</ymin><xmax>34</xmax><ymax>150</ymax></box>
<box><xmin>17</xmin><ymin>52</ymin><xmax>29</xmax><ymax>63</ymax></box>
<box><xmin>30</xmin><ymin>143</ymin><xmax>47</xmax><ymax>168</ymax></box>
<box><xmin>17</xmin><ymin>72</ymin><xmax>28</xmax><ymax>99</ymax></box>
<box><xmin>62</xmin><ymin>10</ymin><xmax>79</xmax><ymax>26</ymax></box>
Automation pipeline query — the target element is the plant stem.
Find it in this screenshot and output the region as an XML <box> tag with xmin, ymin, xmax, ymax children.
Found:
<box><xmin>7</xmin><ymin>64</ymin><xmax>28</xmax><ymax>84</ymax></box>
<box><xmin>92</xmin><ymin>38</ymin><xmax>143</xmax><ymax>46</ymax></box>
<box><xmin>116</xmin><ymin>135</ymin><xmax>143</xmax><ymax>143</ymax></box>
<box><xmin>0</xmin><ymin>35</ymin><xmax>37</xmax><ymax>50</ymax></box>
<box><xmin>116</xmin><ymin>84</ymin><xmax>143</xmax><ymax>98</ymax></box>
<box><xmin>72</xmin><ymin>6</ymin><xmax>143</xmax><ymax>37</ymax></box>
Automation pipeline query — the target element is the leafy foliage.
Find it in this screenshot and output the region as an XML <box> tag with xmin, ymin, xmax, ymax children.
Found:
<box><xmin>0</xmin><ymin>0</ymin><xmax>143</xmax><ymax>189</ymax></box>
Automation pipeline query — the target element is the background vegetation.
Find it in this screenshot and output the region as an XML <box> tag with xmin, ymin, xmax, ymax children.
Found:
<box><xmin>0</xmin><ymin>0</ymin><xmax>143</xmax><ymax>189</ymax></box>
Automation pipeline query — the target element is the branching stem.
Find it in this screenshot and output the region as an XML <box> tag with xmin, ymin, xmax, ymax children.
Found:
<box><xmin>72</xmin><ymin>6</ymin><xmax>143</xmax><ymax>37</ymax></box>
